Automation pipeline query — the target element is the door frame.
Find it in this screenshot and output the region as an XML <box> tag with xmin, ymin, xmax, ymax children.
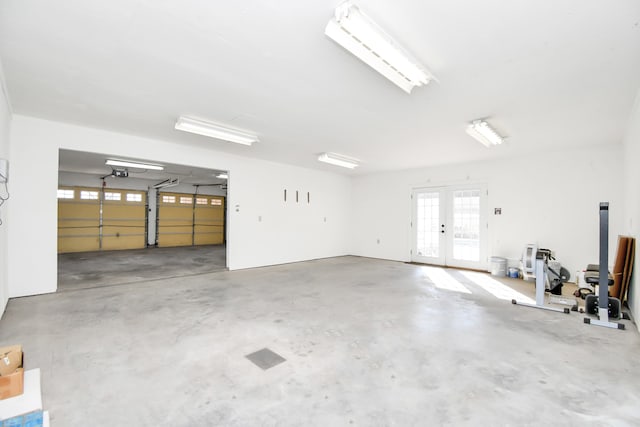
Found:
<box><xmin>410</xmin><ymin>182</ymin><xmax>488</xmax><ymax>270</ymax></box>
<box><xmin>411</xmin><ymin>186</ymin><xmax>446</xmax><ymax>266</ymax></box>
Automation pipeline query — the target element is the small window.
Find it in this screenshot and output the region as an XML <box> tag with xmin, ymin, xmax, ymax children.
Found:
<box><xmin>211</xmin><ymin>199</ymin><xmax>222</xmax><ymax>206</ymax></box>
<box><xmin>57</xmin><ymin>189</ymin><xmax>74</xmax><ymax>199</ymax></box>
<box><xmin>162</xmin><ymin>195</ymin><xmax>176</xmax><ymax>203</ymax></box>
<box><xmin>196</xmin><ymin>198</ymin><xmax>208</xmax><ymax>205</ymax></box>
<box><xmin>104</xmin><ymin>192</ymin><xmax>121</xmax><ymax>201</ymax></box>
<box><xmin>80</xmin><ymin>191</ymin><xmax>99</xmax><ymax>200</ymax></box>
<box><xmin>180</xmin><ymin>196</ymin><xmax>192</xmax><ymax>204</ymax></box>
<box><xmin>127</xmin><ymin>193</ymin><xmax>142</xmax><ymax>202</ymax></box>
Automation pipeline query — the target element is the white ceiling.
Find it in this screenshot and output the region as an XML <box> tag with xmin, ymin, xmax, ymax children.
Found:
<box><xmin>1</xmin><ymin>0</ymin><xmax>639</xmax><ymax>175</ymax></box>
<box><xmin>59</xmin><ymin>149</ymin><xmax>227</xmax><ymax>185</ymax></box>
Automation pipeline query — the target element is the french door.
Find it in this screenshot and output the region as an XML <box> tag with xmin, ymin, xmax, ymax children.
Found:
<box><xmin>412</xmin><ymin>184</ymin><xmax>487</xmax><ymax>270</ymax></box>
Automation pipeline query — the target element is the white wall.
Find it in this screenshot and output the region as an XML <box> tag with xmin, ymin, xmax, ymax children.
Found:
<box><xmin>0</xmin><ymin>62</ymin><xmax>11</xmax><ymax>317</ymax></box>
<box><xmin>8</xmin><ymin>113</ymin><xmax>629</xmax><ymax>308</ymax></box>
<box><xmin>8</xmin><ymin>116</ymin><xmax>351</xmax><ymax>297</ymax></box>
<box><xmin>351</xmin><ymin>144</ymin><xmax>624</xmax><ymax>279</ymax></box>
<box><xmin>622</xmin><ymin>89</ymin><xmax>640</xmax><ymax>329</ymax></box>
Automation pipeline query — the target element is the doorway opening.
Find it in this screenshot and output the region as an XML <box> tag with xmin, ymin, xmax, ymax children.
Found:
<box><xmin>57</xmin><ymin>149</ymin><xmax>229</xmax><ymax>291</ymax></box>
<box><xmin>411</xmin><ymin>184</ymin><xmax>487</xmax><ymax>270</ymax></box>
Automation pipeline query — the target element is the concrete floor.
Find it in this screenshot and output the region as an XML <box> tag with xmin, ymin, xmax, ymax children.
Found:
<box><xmin>2</xmin><ymin>256</ymin><xmax>639</xmax><ymax>426</ymax></box>
<box><xmin>57</xmin><ymin>245</ymin><xmax>227</xmax><ymax>291</ymax></box>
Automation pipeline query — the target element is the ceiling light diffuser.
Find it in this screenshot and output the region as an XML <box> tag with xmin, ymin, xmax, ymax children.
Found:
<box><xmin>175</xmin><ymin>116</ymin><xmax>258</xmax><ymax>146</ymax></box>
<box><xmin>318</xmin><ymin>152</ymin><xmax>359</xmax><ymax>169</ymax></box>
<box><xmin>105</xmin><ymin>159</ymin><xmax>164</xmax><ymax>170</ymax></box>
<box><xmin>325</xmin><ymin>1</ymin><xmax>435</xmax><ymax>93</ymax></box>
<box><xmin>466</xmin><ymin>119</ymin><xmax>505</xmax><ymax>147</ymax></box>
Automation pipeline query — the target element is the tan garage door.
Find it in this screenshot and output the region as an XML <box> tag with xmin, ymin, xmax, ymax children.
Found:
<box><xmin>102</xmin><ymin>189</ymin><xmax>147</xmax><ymax>251</ymax></box>
<box><xmin>194</xmin><ymin>195</ymin><xmax>225</xmax><ymax>245</ymax></box>
<box><xmin>57</xmin><ymin>187</ymin><xmax>100</xmax><ymax>253</ymax></box>
<box><xmin>157</xmin><ymin>192</ymin><xmax>195</xmax><ymax>247</ymax></box>
<box><xmin>158</xmin><ymin>192</ymin><xmax>225</xmax><ymax>247</ymax></box>
<box><xmin>58</xmin><ymin>186</ymin><xmax>148</xmax><ymax>253</ymax></box>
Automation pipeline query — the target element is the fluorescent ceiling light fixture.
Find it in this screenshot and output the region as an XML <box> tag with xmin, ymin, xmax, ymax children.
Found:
<box><xmin>466</xmin><ymin>119</ymin><xmax>505</xmax><ymax>147</ymax></box>
<box><xmin>318</xmin><ymin>152</ymin><xmax>359</xmax><ymax>169</ymax></box>
<box><xmin>175</xmin><ymin>116</ymin><xmax>258</xmax><ymax>146</ymax></box>
<box><xmin>216</xmin><ymin>173</ymin><xmax>228</xmax><ymax>179</ymax></box>
<box><xmin>325</xmin><ymin>1</ymin><xmax>435</xmax><ymax>93</ymax></box>
<box><xmin>105</xmin><ymin>159</ymin><xmax>164</xmax><ymax>170</ymax></box>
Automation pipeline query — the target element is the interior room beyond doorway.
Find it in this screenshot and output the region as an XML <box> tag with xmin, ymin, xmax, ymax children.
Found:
<box><xmin>57</xmin><ymin>149</ymin><xmax>229</xmax><ymax>291</ymax></box>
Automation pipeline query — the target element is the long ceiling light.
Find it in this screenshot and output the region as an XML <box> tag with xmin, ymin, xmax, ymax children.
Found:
<box><xmin>466</xmin><ymin>119</ymin><xmax>505</xmax><ymax>147</ymax></box>
<box><xmin>105</xmin><ymin>159</ymin><xmax>164</xmax><ymax>170</ymax></box>
<box><xmin>216</xmin><ymin>173</ymin><xmax>228</xmax><ymax>179</ymax></box>
<box><xmin>318</xmin><ymin>152</ymin><xmax>359</xmax><ymax>169</ymax></box>
<box><xmin>175</xmin><ymin>116</ymin><xmax>258</xmax><ymax>146</ymax></box>
<box><xmin>325</xmin><ymin>1</ymin><xmax>435</xmax><ymax>94</ymax></box>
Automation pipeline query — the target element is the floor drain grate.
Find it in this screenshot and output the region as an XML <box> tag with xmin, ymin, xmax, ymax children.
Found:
<box><xmin>245</xmin><ymin>348</ymin><xmax>286</xmax><ymax>370</ymax></box>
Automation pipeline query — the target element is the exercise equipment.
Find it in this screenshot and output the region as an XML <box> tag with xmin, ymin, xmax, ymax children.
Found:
<box><xmin>521</xmin><ymin>245</ymin><xmax>569</xmax><ymax>294</ymax></box>
<box><xmin>512</xmin><ymin>251</ymin><xmax>573</xmax><ymax>314</ymax></box>
<box><xmin>583</xmin><ymin>203</ymin><xmax>625</xmax><ymax>330</ymax></box>
<box><xmin>522</xmin><ymin>244</ymin><xmax>537</xmax><ymax>281</ymax></box>
<box><xmin>576</xmin><ymin>264</ymin><xmax>613</xmax><ymax>300</ymax></box>
<box><xmin>576</xmin><ymin>236</ymin><xmax>636</xmax><ymax>300</ymax></box>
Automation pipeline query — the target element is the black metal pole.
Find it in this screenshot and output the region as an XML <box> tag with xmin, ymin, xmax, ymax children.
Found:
<box><xmin>599</xmin><ymin>202</ymin><xmax>609</xmax><ymax>310</ymax></box>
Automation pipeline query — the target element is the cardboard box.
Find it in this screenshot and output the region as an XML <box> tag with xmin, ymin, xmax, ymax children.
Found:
<box><xmin>0</xmin><ymin>346</ymin><xmax>22</xmax><ymax>377</ymax></box>
<box><xmin>0</xmin><ymin>345</ymin><xmax>24</xmax><ymax>400</ymax></box>
<box><xmin>0</xmin><ymin>368</ymin><xmax>24</xmax><ymax>401</ymax></box>
<box><xmin>0</xmin><ymin>369</ymin><xmax>41</xmax><ymax>419</ymax></box>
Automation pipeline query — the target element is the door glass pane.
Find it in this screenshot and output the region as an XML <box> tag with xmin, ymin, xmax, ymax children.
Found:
<box><xmin>452</xmin><ymin>189</ymin><xmax>481</xmax><ymax>261</ymax></box>
<box><xmin>416</xmin><ymin>192</ymin><xmax>440</xmax><ymax>258</ymax></box>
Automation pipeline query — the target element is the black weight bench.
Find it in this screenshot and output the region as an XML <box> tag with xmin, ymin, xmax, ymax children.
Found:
<box><xmin>583</xmin><ymin>264</ymin><xmax>620</xmax><ymax>318</ymax></box>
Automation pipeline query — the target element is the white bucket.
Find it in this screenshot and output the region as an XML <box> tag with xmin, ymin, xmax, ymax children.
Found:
<box><xmin>490</xmin><ymin>257</ymin><xmax>507</xmax><ymax>277</ymax></box>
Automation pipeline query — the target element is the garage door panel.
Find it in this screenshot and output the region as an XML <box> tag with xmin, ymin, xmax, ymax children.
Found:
<box><xmin>206</xmin><ymin>210</ymin><xmax>225</xmax><ymax>221</ymax></box>
<box><xmin>58</xmin><ymin>186</ymin><xmax>147</xmax><ymax>253</ymax></box>
<box><xmin>59</xmin><ymin>225</ymin><xmax>100</xmax><ymax>236</ymax></box>
<box><xmin>57</xmin><ymin>186</ymin><xmax>101</xmax><ymax>253</ymax></box>
<box><xmin>193</xmin><ymin>196</ymin><xmax>225</xmax><ymax>245</ymax></box>
<box><xmin>101</xmin><ymin>190</ymin><xmax>146</xmax><ymax>251</ymax></box>
<box><xmin>102</xmin><ymin>220</ymin><xmax>146</xmax><ymax>251</ymax></box>
<box><xmin>103</xmin><ymin>206</ymin><xmax>145</xmax><ymax>219</ymax></box>
<box><xmin>58</xmin><ymin>218</ymin><xmax>99</xmax><ymax>227</ymax></box>
<box><xmin>157</xmin><ymin>217</ymin><xmax>191</xmax><ymax>226</ymax></box>
<box><xmin>102</xmin><ymin>208</ymin><xmax>146</xmax><ymax>250</ymax></box>
<box><xmin>157</xmin><ymin>192</ymin><xmax>225</xmax><ymax>248</ymax></box>
<box><xmin>157</xmin><ymin>210</ymin><xmax>193</xmax><ymax>246</ymax></box>
<box><xmin>158</xmin><ymin>193</ymin><xmax>191</xmax><ymax>247</ymax></box>
<box><xmin>157</xmin><ymin>230</ymin><xmax>193</xmax><ymax>247</ymax></box>
<box><xmin>102</xmin><ymin>234</ymin><xmax>146</xmax><ymax>250</ymax></box>
<box><xmin>58</xmin><ymin>204</ymin><xmax>99</xmax><ymax>218</ymax></box>
<box><xmin>58</xmin><ymin>236</ymin><xmax>101</xmax><ymax>253</ymax></box>
<box><xmin>159</xmin><ymin>208</ymin><xmax>192</xmax><ymax>218</ymax></box>
<box><xmin>193</xmin><ymin>227</ymin><xmax>224</xmax><ymax>245</ymax></box>
<box><xmin>102</xmin><ymin>218</ymin><xmax>146</xmax><ymax>228</ymax></box>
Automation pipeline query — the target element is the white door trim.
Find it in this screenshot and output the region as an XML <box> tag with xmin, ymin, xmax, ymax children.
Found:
<box><xmin>411</xmin><ymin>183</ymin><xmax>488</xmax><ymax>270</ymax></box>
